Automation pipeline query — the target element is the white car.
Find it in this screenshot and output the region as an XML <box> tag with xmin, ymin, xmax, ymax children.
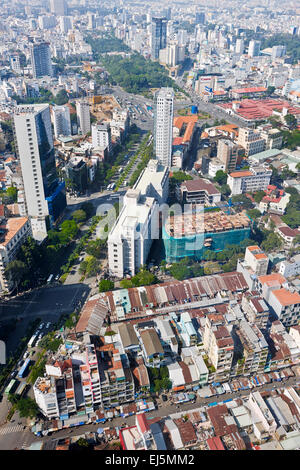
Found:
<box><xmin>46</xmin><ymin>322</ymin><xmax>51</xmax><ymax>329</ymax></box>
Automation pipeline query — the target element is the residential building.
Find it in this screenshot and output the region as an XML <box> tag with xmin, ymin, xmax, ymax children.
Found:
<box><xmin>154</xmin><ymin>87</ymin><xmax>174</xmax><ymax>167</ymax></box>
<box><xmin>279</xmin><ymin>254</ymin><xmax>300</xmax><ymax>279</ymax></box>
<box><xmin>178</xmin><ymin>178</ymin><xmax>221</xmax><ymax>206</ymax></box>
<box><xmin>276</xmin><ymin>226</ymin><xmax>300</xmax><ymax>248</ymax></box>
<box><xmin>235</xmin><ymin>39</ymin><xmax>244</xmax><ymax>54</ymax></box>
<box><xmin>216</xmin><ymin>139</ymin><xmax>242</xmax><ymax>172</ymax></box>
<box><xmin>76</xmin><ymin>100</ymin><xmax>90</xmax><ymax>135</ymax></box>
<box><xmin>30</xmin><ymin>42</ymin><xmax>53</xmax><ymax>79</ymax></box>
<box><xmin>50</xmin><ymin>0</ymin><xmax>67</xmax><ymax>16</ymax></box>
<box><xmin>237</xmin><ymin>128</ymin><xmax>266</xmax><ymax>157</ymax></box>
<box><xmin>92</xmin><ymin>122</ymin><xmax>112</xmax><ymax>154</ymax></box>
<box><xmin>139</xmin><ymin>328</ymin><xmax>165</xmax><ymax>367</ymax></box>
<box><xmin>241</xmin><ymin>292</ymin><xmax>270</xmax><ymax>330</ymax></box>
<box><xmin>203</xmin><ymin>315</ymin><xmax>234</xmax><ymax>382</ymax></box>
<box><xmin>232</xmin><ymin>321</ymin><xmax>268</xmax><ymax>377</ymax></box>
<box><xmin>65</xmin><ymin>157</ymin><xmax>88</xmax><ymax>194</ymax></box>
<box><xmin>151</xmin><ymin>17</ymin><xmax>167</xmax><ymax>60</ymax></box>
<box><xmin>244</xmin><ymin>245</ymin><xmax>269</xmax><ymax>277</ymax></box>
<box><xmin>133</xmin><ymin>158</ymin><xmax>169</xmax><ymax>205</ymax></box>
<box><xmin>108</xmin><ymin>189</ymin><xmax>159</xmax><ymax>278</ymax></box>
<box><xmin>228</xmin><ymin>167</ymin><xmax>272</xmax><ymax>195</ymax></box>
<box><xmin>52</xmin><ymin>105</ymin><xmax>71</xmax><ymax>138</ymax></box>
<box><xmin>13</xmin><ymin>104</ymin><xmax>66</xmax><ymax>241</ymax></box>
<box><xmin>0</xmin><ymin>217</ymin><xmax>31</xmax><ymax>294</ymax></box>
<box><xmin>248</xmin><ymin>40</ymin><xmax>261</xmax><ymax>57</ymax></box>
<box><xmin>268</xmin><ymin>288</ymin><xmax>300</xmax><ymax>327</ymax></box>
<box><xmin>269</xmin><ymin>321</ymin><xmax>300</xmax><ymax>370</ymax></box>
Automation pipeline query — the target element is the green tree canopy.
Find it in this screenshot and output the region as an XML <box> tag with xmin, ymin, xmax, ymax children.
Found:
<box><xmin>99</xmin><ymin>279</ymin><xmax>114</xmax><ymax>292</ymax></box>
<box><xmin>72</xmin><ymin>209</ymin><xmax>87</xmax><ymax>223</ymax></box>
<box><xmin>214</xmin><ymin>170</ymin><xmax>228</xmax><ymax>186</ymax></box>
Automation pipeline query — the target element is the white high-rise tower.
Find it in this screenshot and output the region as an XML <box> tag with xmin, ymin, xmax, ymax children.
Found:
<box><xmin>76</xmin><ymin>100</ymin><xmax>91</xmax><ymax>135</ymax></box>
<box><xmin>154</xmin><ymin>87</ymin><xmax>174</xmax><ymax>168</ymax></box>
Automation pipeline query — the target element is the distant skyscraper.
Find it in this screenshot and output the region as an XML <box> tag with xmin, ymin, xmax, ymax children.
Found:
<box><xmin>195</xmin><ymin>12</ymin><xmax>205</xmax><ymax>24</ymax></box>
<box><xmin>30</xmin><ymin>42</ymin><xmax>53</xmax><ymax>78</ymax></box>
<box><xmin>13</xmin><ymin>104</ymin><xmax>66</xmax><ymax>240</ymax></box>
<box><xmin>151</xmin><ymin>17</ymin><xmax>167</xmax><ymax>60</ymax></box>
<box><xmin>235</xmin><ymin>38</ymin><xmax>244</xmax><ymax>54</ymax></box>
<box><xmin>50</xmin><ymin>0</ymin><xmax>67</xmax><ymax>16</ymax></box>
<box><xmin>248</xmin><ymin>40</ymin><xmax>261</xmax><ymax>58</ymax></box>
<box><xmin>59</xmin><ymin>16</ymin><xmax>72</xmax><ymax>34</ymax></box>
<box><xmin>154</xmin><ymin>88</ymin><xmax>174</xmax><ymax>168</ymax></box>
<box><xmin>52</xmin><ymin>105</ymin><xmax>71</xmax><ymax>138</ymax></box>
<box><xmin>76</xmin><ymin>100</ymin><xmax>91</xmax><ymax>135</ymax></box>
<box><xmin>87</xmin><ymin>13</ymin><xmax>96</xmax><ymax>30</ymax></box>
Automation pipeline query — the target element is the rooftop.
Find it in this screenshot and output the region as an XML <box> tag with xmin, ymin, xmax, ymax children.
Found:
<box><xmin>272</xmin><ymin>288</ymin><xmax>300</xmax><ymax>306</ymax></box>
<box><xmin>0</xmin><ymin>217</ymin><xmax>29</xmax><ymax>247</ymax></box>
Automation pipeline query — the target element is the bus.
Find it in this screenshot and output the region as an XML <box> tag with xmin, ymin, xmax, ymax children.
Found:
<box><xmin>4</xmin><ymin>379</ymin><xmax>18</xmax><ymax>396</ymax></box>
<box><xmin>47</xmin><ymin>274</ymin><xmax>54</xmax><ymax>284</ymax></box>
<box><xmin>28</xmin><ymin>334</ymin><xmax>37</xmax><ymax>348</ymax></box>
<box><xmin>15</xmin><ymin>382</ymin><xmax>27</xmax><ymax>397</ymax></box>
<box><xmin>18</xmin><ymin>358</ymin><xmax>31</xmax><ymax>378</ymax></box>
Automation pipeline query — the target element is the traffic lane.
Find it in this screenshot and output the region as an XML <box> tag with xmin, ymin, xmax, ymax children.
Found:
<box><xmin>0</xmin><ymin>284</ymin><xmax>90</xmax><ymax>322</ymax></box>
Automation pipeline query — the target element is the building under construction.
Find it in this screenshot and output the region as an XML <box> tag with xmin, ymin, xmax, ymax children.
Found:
<box><xmin>163</xmin><ymin>210</ymin><xmax>251</xmax><ymax>262</ymax></box>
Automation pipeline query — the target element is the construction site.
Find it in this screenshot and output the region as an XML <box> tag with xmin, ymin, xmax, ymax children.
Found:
<box><xmin>163</xmin><ymin>210</ymin><xmax>251</xmax><ymax>262</ymax></box>
<box><xmin>89</xmin><ymin>95</ymin><xmax>121</xmax><ymax>122</ymax></box>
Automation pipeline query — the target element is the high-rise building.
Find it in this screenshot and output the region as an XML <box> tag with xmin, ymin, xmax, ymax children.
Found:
<box><xmin>52</xmin><ymin>105</ymin><xmax>71</xmax><ymax>138</ymax></box>
<box><xmin>92</xmin><ymin>122</ymin><xmax>112</xmax><ymax>153</ymax></box>
<box><xmin>30</xmin><ymin>42</ymin><xmax>53</xmax><ymax>79</ymax></box>
<box><xmin>271</xmin><ymin>45</ymin><xmax>286</xmax><ymax>60</ymax></box>
<box><xmin>235</xmin><ymin>38</ymin><xmax>244</xmax><ymax>54</ymax></box>
<box><xmin>76</xmin><ymin>100</ymin><xmax>90</xmax><ymax>135</ymax></box>
<box><xmin>195</xmin><ymin>12</ymin><xmax>205</xmax><ymax>24</ymax></box>
<box><xmin>59</xmin><ymin>16</ymin><xmax>72</xmax><ymax>34</ymax></box>
<box><xmin>13</xmin><ymin>104</ymin><xmax>66</xmax><ymax>241</ymax></box>
<box><xmin>10</xmin><ymin>54</ymin><xmax>21</xmax><ymax>74</ymax></box>
<box><xmin>248</xmin><ymin>40</ymin><xmax>261</xmax><ymax>58</ymax></box>
<box><xmin>216</xmin><ymin>139</ymin><xmax>240</xmax><ymax>172</ymax></box>
<box><xmin>50</xmin><ymin>0</ymin><xmax>67</xmax><ymax>16</ymax></box>
<box><xmin>87</xmin><ymin>13</ymin><xmax>96</xmax><ymax>30</ymax></box>
<box><xmin>151</xmin><ymin>17</ymin><xmax>167</xmax><ymax>60</ymax></box>
<box><xmin>154</xmin><ymin>87</ymin><xmax>174</xmax><ymax>167</ymax></box>
<box><xmin>166</xmin><ymin>42</ymin><xmax>179</xmax><ymax>67</ymax></box>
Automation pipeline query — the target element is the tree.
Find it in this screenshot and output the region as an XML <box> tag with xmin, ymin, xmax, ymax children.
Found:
<box><xmin>120</xmin><ymin>279</ymin><xmax>133</xmax><ymax>288</ymax></box>
<box><xmin>261</xmin><ymin>232</ymin><xmax>283</xmax><ymax>252</ymax></box>
<box><xmin>86</xmin><ymin>239</ymin><xmax>103</xmax><ymax>259</ymax></box>
<box><xmin>5</xmin><ymin>186</ymin><xmax>18</xmax><ymax>202</ymax></box>
<box><xmin>16</xmin><ymin>397</ymin><xmax>38</xmax><ymax>418</ymax></box>
<box><xmin>214</xmin><ymin>170</ymin><xmax>227</xmax><ymax>186</ymax></box>
<box><xmin>60</xmin><ymin>219</ymin><xmax>78</xmax><ymax>241</ymax></box>
<box><xmin>80</xmin><ymin>202</ymin><xmax>94</xmax><ymax>218</ymax></box>
<box><xmin>220</xmin><ymin>184</ymin><xmax>231</xmax><ymax>197</ymax></box>
<box><xmin>231</xmin><ymin>194</ymin><xmax>254</xmax><ymax>210</ymax></box>
<box><xmin>285</xmin><ymin>114</ymin><xmax>297</xmax><ymax>130</ymax></box>
<box><xmin>72</xmin><ymin>209</ymin><xmax>87</xmax><ymax>223</ymax></box>
<box><xmin>4</xmin><ymin>260</ymin><xmax>27</xmax><ymax>288</ymax></box>
<box><xmin>54</xmin><ymin>89</ymin><xmax>69</xmax><ymax>106</ymax></box>
<box><xmin>99</xmin><ymin>279</ymin><xmax>114</xmax><ymax>292</ymax></box>
<box><xmin>85</xmin><ymin>256</ymin><xmax>99</xmax><ymax>277</ymax></box>
<box><xmin>169</xmin><ymin>262</ymin><xmax>190</xmax><ymax>281</ymax></box>
<box><xmin>254</xmin><ymin>190</ymin><xmax>266</xmax><ymax>204</ymax></box>
<box><xmin>266</xmin><ymin>86</ymin><xmax>275</xmax><ymax>96</ymax></box>
<box><xmin>247</xmin><ymin>209</ymin><xmax>261</xmax><ymax>220</ymax></box>
<box><xmin>131</xmin><ymin>268</ymin><xmax>157</xmax><ymax>287</ymax></box>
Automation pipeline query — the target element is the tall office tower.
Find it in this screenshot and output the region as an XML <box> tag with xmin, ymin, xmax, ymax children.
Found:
<box><xmin>154</xmin><ymin>88</ymin><xmax>174</xmax><ymax>168</ymax></box>
<box><xmin>76</xmin><ymin>100</ymin><xmax>90</xmax><ymax>135</ymax></box>
<box><xmin>271</xmin><ymin>45</ymin><xmax>286</xmax><ymax>60</ymax></box>
<box><xmin>59</xmin><ymin>16</ymin><xmax>72</xmax><ymax>34</ymax></box>
<box><xmin>195</xmin><ymin>11</ymin><xmax>205</xmax><ymax>24</ymax></box>
<box><xmin>13</xmin><ymin>104</ymin><xmax>66</xmax><ymax>241</ymax></box>
<box><xmin>30</xmin><ymin>42</ymin><xmax>53</xmax><ymax>78</ymax></box>
<box><xmin>166</xmin><ymin>42</ymin><xmax>179</xmax><ymax>67</ymax></box>
<box><xmin>87</xmin><ymin>13</ymin><xmax>96</xmax><ymax>30</ymax></box>
<box><xmin>92</xmin><ymin>122</ymin><xmax>112</xmax><ymax>153</ymax></box>
<box><xmin>151</xmin><ymin>17</ymin><xmax>167</xmax><ymax>60</ymax></box>
<box><xmin>50</xmin><ymin>0</ymin><xmax>67</xmax><ymax>16</ymax></box>
<box><xmin>248</xmin><ymin>40</ymin><xmax>261</xmax><ymax>58</ymax></box>
<box><xmin>52</xmin><ymin>105</ymin><xmax>71</xmax><ymax>138</ymax></box>
<box><xmin>235</xmin><ymin>38</ymin><xmax>244</xmax><ymax>54</ymax></box>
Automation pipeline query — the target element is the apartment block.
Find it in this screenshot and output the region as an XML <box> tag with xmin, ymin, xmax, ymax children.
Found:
<box><xmin>178</xmin><ymin>178</ymin><xmax>221</xmax><ymax>206</ymax></box>
<box><xmin>228</xmin><ymin>167</ymin><xmax>272</xmax><ymax>195</ymax></box>
<box><xmin>154</xmin><ymin>87</ymin><xmax>174</xmax><ymax>167</ymax></box>
<box><xmin>237</xmin><ymin>127</ymin><xmax>266</xmax><ymax>156</ymax></box>
<box><xmin>241</xmin><ymin>292</ymin><xmax>270</xmax><ymax>330</ymax></box>
<box><xmin>232</xmin><ymin>321</ymin><xmax>268</xmax><ymax>377</ymax></box>
<box><xmin>268</xmin><ymin>288</ymin><xmax>300</xmax><ymax>327</ymax></box>
<box><xmin>0</xmin><ymin>217</ymin><xmax>31</xmax><ymax>293</ymax></box>
<box><xmin>244</xmin><ymin>245</ymin><xmax>269</xmax><ymax>276</ymax></box>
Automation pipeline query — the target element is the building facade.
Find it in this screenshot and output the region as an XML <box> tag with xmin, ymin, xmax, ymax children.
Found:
<box><xmin>154</xmin><ymin>87</ymin><xmax>174</xmax><ymax>168</ymax></box>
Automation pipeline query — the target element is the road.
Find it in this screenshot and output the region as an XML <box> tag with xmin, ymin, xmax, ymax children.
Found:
<box><xmin>0</xmin><ymin>374</ymin><xmax>298</xmax><ymax>450</ymax></box>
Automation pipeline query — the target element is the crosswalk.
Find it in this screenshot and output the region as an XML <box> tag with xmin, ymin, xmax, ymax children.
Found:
<box><xmin>0</xmin><ymin>424</ymin><xmax>24</xmax><ymax>435</ymax></box>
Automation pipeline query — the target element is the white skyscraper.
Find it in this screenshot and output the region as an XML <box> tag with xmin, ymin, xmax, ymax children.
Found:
<box><xmin>154</xmin><ymin>87</ymin><xmax>174</xmax><ymax>167</ymax></box>
<box><xmin>13</xmin><ymin>104</ymin><xmax>66</xmax><ymax>241</ymax></box>
<box><xmin>59</xmin><ymin>16</ymin><xmax>72</xmax><ymax>34</ymax></box>
<box><xmin>248</xmin><ymin>40</ymin><xmax>261</xmax><ymax>58</ymax></box>
<box><xmin>92</xmin><ymin>122</ymin><xmax>112</xmax><ymax>153</ymax></box>
<box><xmin>50</xmin><ymin>0</ymin><xmax>67</xmax><ymax>16</ymax></box>
<box><xmin>235</xmin><ymin>38</ymin><xmax>244</xmax><ymax>54</ymax></box>
<box><xmin>76</xmin><ymin>100</ymin><xmax>90</xmax><ymax>135</ymax></box>
<box><xmin>52</xmin><ymin>105</ymin><xmax>71</xmax><ymax>138</ymax></box>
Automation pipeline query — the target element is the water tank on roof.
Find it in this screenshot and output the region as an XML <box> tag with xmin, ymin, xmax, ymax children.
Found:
<box><xmin>191</xmin><ymin>105</ymin><xmax>198</xmax><ymax>114</ymax></box>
